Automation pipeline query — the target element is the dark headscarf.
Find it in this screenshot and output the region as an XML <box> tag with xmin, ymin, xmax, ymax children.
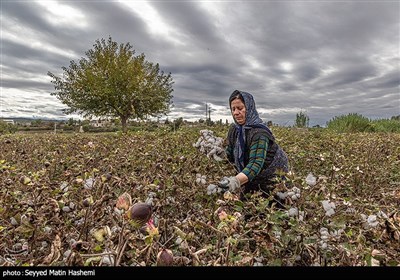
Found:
<box><xmin>229</xmin><ymin>90</ymin><xmax>273</xmax><ymax>171</ymax></box>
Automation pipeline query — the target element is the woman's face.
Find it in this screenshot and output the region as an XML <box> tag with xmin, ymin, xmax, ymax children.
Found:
<box><xmin>231</xmin><ymin>98</ymin><xmax>246</xmax><ymax>125</ymax></box>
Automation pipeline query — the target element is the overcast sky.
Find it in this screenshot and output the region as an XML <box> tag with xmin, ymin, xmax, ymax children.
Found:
<box><xmin>1</xmin><ymin>0</ymin><xmax>399</xmax><ymax>126</ymax></box>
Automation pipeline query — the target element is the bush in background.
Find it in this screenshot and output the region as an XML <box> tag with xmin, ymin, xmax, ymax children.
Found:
<box><xmin>0</xmin><ymin>121</ymin><xmax>18</xmax><ymax>134</ymax></box>
<box><xmin>295</xmin><ymin>110</ymin><xmax>309</xmax><ymax>128</ymax></box>
<box><xmin>326</xmin><ymin>113</ymin><xmax>374</xmax><ymax>133</ymax></box>
<box><xmin>370</xmin><ymin>118</ymin><xmax>400</xmax><ymax>133</ymax></box>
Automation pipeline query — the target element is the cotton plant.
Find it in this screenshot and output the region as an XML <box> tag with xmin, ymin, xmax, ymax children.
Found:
<box><xmin>321</xmin><ymin>200</ymin><xmax>336</xmax><ymax>217</ymax></box>
<box><xmin>306</xmin><ymin>172</ymin><xmax>317</xmax><ymax>186</ymax></box>
<box><xmin>287</xmin><ymin>207</ymin><xmax>305</xmax><ymax>221</ymax></box>
<box><xmin>360</xmin><ymin>213</ymin><xmax>382</xmax><ymax>228</ymax></box>
<box><xmin>60</xmin><ymin>181</ymin><xmax>69</xmax><ymax>192</ymax></box>
<box><xmin>288</xmin><ymin>207</ymin><xmax>298</xmax><ymax>217</ymax></box>
<box><xmin>275</xmin><ymin>185</ymin><xmax>301</xmax><ymax>208</ymax></box>
<box><xmin>253</xmin><ymin>256</ymin><xmax>264</xmax><ymax>266</ymax></box>
<box><xmin>84</xmin><ymin>177</ymin><xmax>95</xmax><ymax>190</ymax></box>
<box><xmin>145</xmin><ymin>192</ymin><xmax>157</xmax><ymax>206</ymax></box>
<box><xmin>319</xmin><ymin>227</ymin><xmax>330</xmax><ymax>250</ymax></box>
<box><xmin>318</xmin><ymin>226</ymin><xmax>345</xmax><ymax>251</ymax></box>
<box><xmin>193</xmin><ymin>130</ymin><xmax>226</xmax><ymax>161</ymax></box>
<box><xmin>195</xmin><ymin>173</ymin><xmax>207</xmax><ymax>185</ymax></box>
<box><xmin>165</xmin><ymin>196</ymin><xmax>175</xmax><ymax>205</ymax></box>
<box><xmin>206</xmin><ymin>184</ymin><xmax>225</xmax><ymax>195</ymax></box>
<box><xmin>287</xmin><ymin>186</ymin><xmax>301</xmax><ymax>201</ymax></box>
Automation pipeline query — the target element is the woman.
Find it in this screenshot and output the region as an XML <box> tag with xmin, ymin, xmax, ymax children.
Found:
<box><xmin>220</xmin><ymin>90</ymin><xmax>289</xmax><ymax>201</ymax></box>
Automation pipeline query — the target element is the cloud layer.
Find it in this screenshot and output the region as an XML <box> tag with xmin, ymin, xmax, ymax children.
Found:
<box><xmin>1</xmin><ymin>1</ymin><xmax>399</xmax><ymax>126</ymax></box>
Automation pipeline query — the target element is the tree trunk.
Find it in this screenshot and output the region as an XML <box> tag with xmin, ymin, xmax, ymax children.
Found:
<box><xmin>121</xmin><ymin>117</ymin><xmax>128</xmax><ymax>133</ymax></box>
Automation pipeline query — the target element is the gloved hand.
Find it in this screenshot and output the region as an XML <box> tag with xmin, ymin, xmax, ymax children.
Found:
<box><xmin>218</xmin><ymin>176</ymin><xmax>241</xmax><ymax>193</ymax></box>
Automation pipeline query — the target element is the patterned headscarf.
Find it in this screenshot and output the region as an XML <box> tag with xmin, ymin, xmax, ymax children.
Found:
<box><xmin>229</xmin><ymin>90</ymin><xmax>272</xmax><ymax>171</ymax></box>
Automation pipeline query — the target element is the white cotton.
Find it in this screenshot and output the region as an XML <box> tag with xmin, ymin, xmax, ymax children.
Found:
<box><xmin>322</xmin><ymin>200</ymin><xmax>335</xmax><ymax>211</ymax></box>
<box><xmin>276</xmin><ymin>192</ymin><xmax>287</xmax><ymax>200</ymax></box>
<box><xmin>292</xmin><ymin>187</ymin><xmax>301</xmax><ymax>194</ymax></box>
<box><xmin>194</xmin><ymin>130</ymin><xmax>226</xmax><ymax>161</ymax></box>
<box><xmin>60</xmin><ymin>182</ymin><xmax>69</xmax><ymax>192</ymax></box>
<box><xmin>287</xmin><ymin>191</ymin><xmax>295</xmax><ymax>197</ymax></box>
<box><xmin>306</xmin><ymin>173</ymin><xmax>317</xmax><ymax>186</ymax></box>
<box><xmin>325</xmin><ymin>208</ymin><xmax>335</xmax><ymax>217</ymax></box>
<box><xmin>207</xmin><ymin>184</ymin><xmax>217</xmax><ymax>195</ymax></box>
<box><xmin>84</xmin><ymin>177</ymin><xmax>95</xmax><ymax>190</ymax></box>
<box><xmin>367</xmin><ymin>215</ymin><xmax>379</xmax><ymax>227</ymax></box>
<box><xmin>288</xmin><ymin>207</ymin><xmax>298</xmax><ymax>217</ymax></box>
<box><xmin>367</xmin><ymin>215</ymin><xmax>377</xmax><ymax>223</ymax></box>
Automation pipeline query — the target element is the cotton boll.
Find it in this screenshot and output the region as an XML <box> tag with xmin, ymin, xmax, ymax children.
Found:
<box><xmin>288</xmin><ymin>207</ymin><xmax>298</xmax><ymax>217</ymax></box>
<box><xmin>320</xmin><ymin>227</ymin><xmax>329</xmax><ymax>235</ymax></box>
<box><xmin>10</xmin><ymin>217</ymin><xmax>18</xmax><ymax>226</ymax></box>
<box><xmin>62</xmin><ymin>206</ymin><xmax>71</xmax><ymax>212</ymax></box>
<box><xmin>194</xmin><ymin>130</ymin><xmax>226</xmax><ymax>162</ymax></box>
<box><xmin>287</xmin><ymin>191</ymin><xmax>295</xmax><ymax>197</ymax></box>
<box><xmin>276</xmin><ymin>192</ymin><xmax>287</xmax><ymax>200</ymax></box>
<box><xmin>322</xmin><ymin>200</ymin><xmax>335</xmax><ymax>212</ymax></box>
<box><xmin>325</xmin><ymin>208</ymin><xmax>335</xmax><ymax>217</ymax></box>
<box><xmin>207</xmin><ymin>184</ymin><xmax>217</xmax><ymax>195</ymax></box>
<box><xmin>322</xmin><ymin>200</ymin><xmax>331</xmax><ymax>211</ymax></box>
<box><xmin>60</xmin><ymin>182</ymin><xmax>69</xmax><ymax>192</ymax></box>
<box><xmin>84</xmin><ymin>178</ymin><xmax>95</xmax><ymax>190</ymax></box>
<box><xmin>175</xmin><ymin>237</ymin><xmax>183</xmax><ymax>245</ymax></box>
<box><xmin>145</xmin><ymin>197</ymin><xmax>153</xmax><ymax>206</ymax></box>
<box><xmin>101</xmin><ymin>251</ymin><xmax>115</xmax><ymax>266</ymax></box>
<box><xmin>306</xmin><ymin>173</ymin><xmax>317</xmax><ymax>186</ymax></box>
<box><xmin>367</xmin><ymin>215</ymin><xmax>379</xmax><ymax>227</ymax></box>
<box><xmin>367</xmin><ymin>215</ymin><xmax>377</xmax><ymax>223</ymax></box>
<box><xmin>292</xmin><ymin>187</ymin><xmax>301</xmax><ymax>194</ymax></box>
<box><xmin>298</xmin><ymin>211</ymin><xmax>305</xmax><ymax>221</ymax></box>
<box><xmin>320</xmin><ymin>234</ymin><xmax>329</xmax><ymax>240</ymax></box>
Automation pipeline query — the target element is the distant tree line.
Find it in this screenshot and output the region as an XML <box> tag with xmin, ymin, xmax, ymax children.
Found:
<box><xmin>293</xmin><ymin>111</ymin><xmax>400</xmax><ymax>133</ymax></box>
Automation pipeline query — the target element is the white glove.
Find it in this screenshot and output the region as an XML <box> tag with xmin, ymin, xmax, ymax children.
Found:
<box><xmin>218</xmin><ymin>176</ymin><xmax>241</xmax><ymax>193</ymax></box>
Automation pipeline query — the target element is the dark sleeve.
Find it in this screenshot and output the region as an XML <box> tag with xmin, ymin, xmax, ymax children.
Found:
<box><xmin>241</xmin><ymin>134</ymin><xmax>268</xmax><ymax>182</ymax></box>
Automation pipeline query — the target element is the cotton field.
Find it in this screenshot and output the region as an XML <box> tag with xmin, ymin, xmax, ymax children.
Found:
<box><xmin>0</xmin><ymin>126</ymin><xmax>399</xmax><ymax>266</ymax></box>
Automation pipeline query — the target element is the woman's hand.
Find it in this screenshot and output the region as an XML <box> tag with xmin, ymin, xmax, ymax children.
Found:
<box><xmin>218</xmin><ymin>176</ymin><xmax>241</xmax><ymax>193</ymax></box>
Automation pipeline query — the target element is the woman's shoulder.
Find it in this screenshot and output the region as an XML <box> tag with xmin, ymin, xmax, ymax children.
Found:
<box><xmin>248</xmin><ymin>126</ymin><xmax>275</xmax><ymax>141</ymax></box>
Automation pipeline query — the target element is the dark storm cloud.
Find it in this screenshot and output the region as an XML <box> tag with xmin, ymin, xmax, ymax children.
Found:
<box><xmin>1</xmin><ymin>1</ymin><xmax>399</xmax><ymax>125</ymax></box>
<box><xmin>2</xmin><ymin>78</ymin><xmax>50</xmax><ymax>91</ymax></box>
<box><xmin>65</xmin><ymin>1</ymin><xmax>155</xmax><ymax>47</ymax></box>
<box><xmin>150</xmin><ymin>1</ymin><xmax>222</xmax><ymax>47</ymax></box>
